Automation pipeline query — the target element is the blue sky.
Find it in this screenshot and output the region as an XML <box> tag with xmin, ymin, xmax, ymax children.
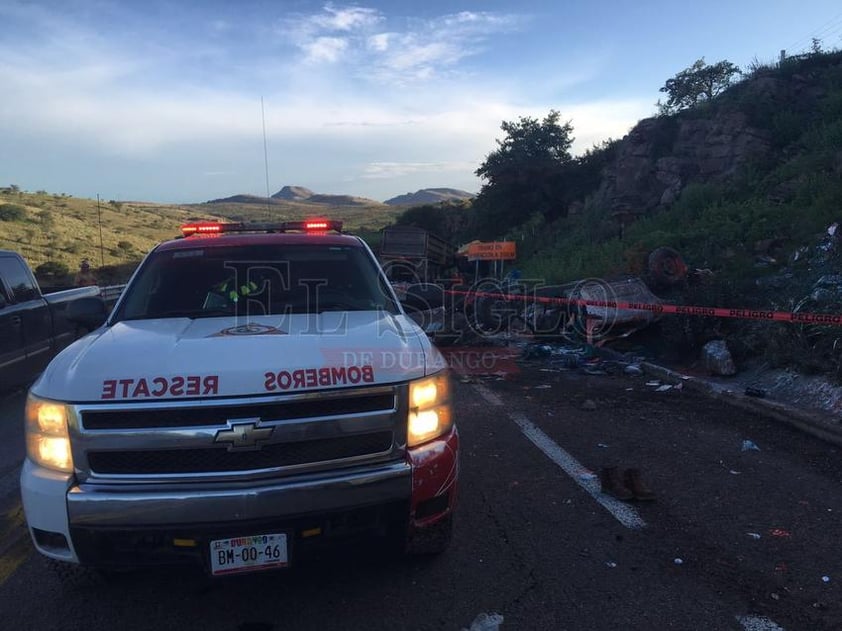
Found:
<box><xmin>1</xmin><ymin>0</ymin><xmax>841</xmax><ymax>204</ymax></box>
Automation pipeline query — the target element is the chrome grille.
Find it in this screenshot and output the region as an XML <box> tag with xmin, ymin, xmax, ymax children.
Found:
<box><xmin>87</xmin><ymin>431</ymin><xmax>394</xmax><ymax>475</ymax></box>
<box><xmin>81</xmin><ymin>393</ymin><xmax>396</xmax><ymax>429</ymax></box>
<box><xmin>72</xmin><ymin>385</ymin><xmax>406</xmax><ymax>482</ymax></box>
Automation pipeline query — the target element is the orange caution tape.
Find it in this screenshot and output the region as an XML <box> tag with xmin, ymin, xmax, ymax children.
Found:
<box><xmin>444</xmin><ymin>289</ymin><xmax>842</xmax><ymax>326</ymax></box>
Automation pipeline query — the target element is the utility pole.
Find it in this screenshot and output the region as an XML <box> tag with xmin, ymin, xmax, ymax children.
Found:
<box><xmin>262</xmin><ymin>96</ymin><xmax>271</xmax><ymax>215</ymax></box>
<box><xmin>96</xmin><ymin>194</ymin><xmax>105</xmax><ymax>266</ymax></box>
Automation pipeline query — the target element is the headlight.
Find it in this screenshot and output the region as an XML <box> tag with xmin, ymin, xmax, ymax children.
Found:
<box><xmin>407</xmin><ymin>373</ymin><xmax>452</xmax><ymax>447</ymax></box>
<box><xmin>25</xmin><ymin>395</ymin><xmax>74</xmax><ymax>473</ymax></box>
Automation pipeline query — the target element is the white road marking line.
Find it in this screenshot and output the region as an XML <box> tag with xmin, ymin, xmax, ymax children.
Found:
<box><xmin>473</xmin><ymin>384</ymin><xmax>646</xmax><ymax>530</ymax></box>
<box><xmin>474</xmin><ymin>384</ymin><xmax>504</xmax><ymax>407</ymax></box>
<box><xmin>509</xmin><ymin>411</ymin><xmax>647</xmax><ymax>530</ymax></box>
<box><xmin>737</xmin><ymin>615</ymin><xmax>787</xmax><ymax>631</ymax></box>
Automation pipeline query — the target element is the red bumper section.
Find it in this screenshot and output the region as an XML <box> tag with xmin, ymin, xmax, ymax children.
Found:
<box><xmin>407</xmin><ymin>427</ymin><xmax>459</xmax><ymax>530</ymax></box>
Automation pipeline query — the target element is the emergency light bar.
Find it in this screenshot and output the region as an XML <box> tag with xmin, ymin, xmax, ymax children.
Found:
<box><xmin>180</xmin><ymin>219</ymin><xmax>343</xmax><ymax>237</ymax></box>
<box><xmin>180</xmin><ymin>222</ymin><xmax>242</xmax><ymax>236</ymax></box>
<box><xmin>283</xmin><ymin>219</ymin><xmax>343</xmax><ymax>233</ymax></box>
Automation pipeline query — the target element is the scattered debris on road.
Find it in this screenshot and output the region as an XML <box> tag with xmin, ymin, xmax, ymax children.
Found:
<box><xmin>462</xmin><ymin>612</ymin><xmax>504</xmax><ymax>631</ymax></box>
<box><xmin>581</xmin><ymin>399</ymin><xmax>597</xmax><ymax>411</ymax></box>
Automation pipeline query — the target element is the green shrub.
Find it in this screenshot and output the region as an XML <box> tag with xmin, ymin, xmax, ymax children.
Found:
<box><xmin>770</xmin><ymin>109</ymin><xmax>805</xmax><ymax>148</ymax></box>
<box><xmin>0</xmin><ymin>203</ymin><xmax>26</xmax><ymax>221</ymax></box>
<box><xmin>820</xmin><ymin>89</ymin><xmax>842</xmax><ymax>119</ymax></box>
<box><xmin>672</xmin><ymin>182</ymin><xmax>723</xmax><ymax>222</ymax></box>
<box><xmin>35</xmin><ymin>261</ymin><xmax>70</xmax><ymax>279</ymax></box>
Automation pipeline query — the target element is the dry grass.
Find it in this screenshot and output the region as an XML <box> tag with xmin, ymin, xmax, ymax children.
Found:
<box><xmin>0</xmin><ymin>190</ymin><xmax>402</xmax><ymax>274</ymax></box>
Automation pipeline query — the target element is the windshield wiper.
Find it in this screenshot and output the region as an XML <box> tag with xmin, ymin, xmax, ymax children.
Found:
<box><xmin>315</xmin><ymin>300</ymin><xmax>375</xmax><ymax>313</ymax></box>
<box><xmin>144</xmin><ymin>308</ymin><xmax>234</xmax><ymax>320</ymax></box>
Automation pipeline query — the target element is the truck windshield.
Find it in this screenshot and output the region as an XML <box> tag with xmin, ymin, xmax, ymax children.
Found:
<box><xmin>113</xmin><ymin>243</ymin><xmax>399</xmax><ymax>321</ymax></box>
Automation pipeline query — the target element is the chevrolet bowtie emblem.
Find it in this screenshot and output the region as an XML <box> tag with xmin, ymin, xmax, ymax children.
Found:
<box><xmin>214</xmin><ymin>420</ymin><xmax>274</xmax><ymax>451</ymax></box>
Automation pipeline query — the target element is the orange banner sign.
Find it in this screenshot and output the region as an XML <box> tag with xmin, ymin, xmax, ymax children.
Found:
<box><xmin>466</xmin><ymin>241</ymin><xmax>517</xmax><ymax>260</ymax></box>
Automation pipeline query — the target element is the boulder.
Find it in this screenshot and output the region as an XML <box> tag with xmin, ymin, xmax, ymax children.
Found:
<box><xmin>702</xmin><ymin>340</ymin><xmax>737</xmax><ymax>376</ymax></box>
<box><xmin>810</xmin><ymin>275</ymin><xmax>842</xmax><ymax>302</ymax></box>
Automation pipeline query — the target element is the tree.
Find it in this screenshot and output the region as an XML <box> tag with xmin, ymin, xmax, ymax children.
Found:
<box><xmin>395</xmin><ymin>202</ymin><xmax>474</xmax><ymax>244</ymax></box>
<box><xmin>659</xmin><ymin>58</ymin><xmax>741</xmax><ymax>114</ymax></box>
<box><xmin>473</xmin><ymin>110</ymin><xmax>575</xmax><ymax>237</ymax></box>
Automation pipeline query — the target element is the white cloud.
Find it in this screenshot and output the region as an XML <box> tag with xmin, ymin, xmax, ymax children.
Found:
<box><xmin>313</xmin><ymin>4</ymin><xmax>381</xmax><ymax>31</ymax></box>
<box><xmin>365</xmin><ymin>11</ymin><xmax>523</xmax><ymax>82</ymax></box>
<box><xmin>439</xmin><ymin>11</ymin><xmax>522</xmax><ymax>33</ymax></box>
<box><xmin>367</xmin><ymin>32</ymin><xmax>391</xmax><ymax>52</ymax></box>
<box><xmin>278</xmin><ymin>5</ymin><xmax>524</xmax><ymax>81</ymax></box>
<box><xmin>391</xmin><ymin>39</ymin><xmax>462</xmax><ymax>69</ymax></box>
<box><xmin>303</xmin><ymin>36</ymin><xmax>348</xmax><ymax>63</ymax></box>
<box><xmin>281</xmin><ymin>4</ymin><xmax>383</xmax><ymax>64</ymax></box>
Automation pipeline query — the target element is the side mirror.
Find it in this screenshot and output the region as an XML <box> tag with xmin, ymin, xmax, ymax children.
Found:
<box><xmin>0</xmin><ymin>293</ymin><xmax>6</xmax><ymax>309</ymax></box>
<box><xmin>66</xmin><ymin>296</ymin><xmax>108</xmax><ymax>331</ymax></box>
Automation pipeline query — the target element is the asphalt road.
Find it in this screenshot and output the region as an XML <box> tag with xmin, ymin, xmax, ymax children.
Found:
<box><xmin>1</xmin><ymin>360</ymin><xmax>841</xmax><ymax>631</ymax></box>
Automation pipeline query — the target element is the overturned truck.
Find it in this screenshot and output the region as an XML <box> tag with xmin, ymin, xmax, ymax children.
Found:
<box><xmin>400</xmin><ymin>276</ymin><xmax>663</xmax><ymax>346</ymax></box>
<box><xmin>380</xmin><ymin>226</ymin><xmax>456</xmax><ymax>283</ymax></box>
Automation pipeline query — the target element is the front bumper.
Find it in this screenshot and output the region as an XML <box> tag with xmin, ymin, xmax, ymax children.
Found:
<box><xmin>22</xmin><ymin>458</ymin><xmax>412</xmax><ymax>566</ymax></box>
<box><xmin>21</xmin><ymin>426</ymin><xmax>459</xmax><ymax>568</ymax></box>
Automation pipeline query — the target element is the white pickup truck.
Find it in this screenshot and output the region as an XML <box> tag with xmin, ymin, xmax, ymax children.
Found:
<box><xmin>21</xmin><ymin>220</ymin><xmax>458</xmax><ymax>576</ymax></box>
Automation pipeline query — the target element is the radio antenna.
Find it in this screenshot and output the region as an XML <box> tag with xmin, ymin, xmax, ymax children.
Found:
<box><xmin>261</xmin><ymin>96</ymin><xmax>271</xmax><ymax>214</ymax></box>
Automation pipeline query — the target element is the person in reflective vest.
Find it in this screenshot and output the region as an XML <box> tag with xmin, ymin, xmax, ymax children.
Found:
<box><xmin>214</xmin><ymin>278</ymin><xmax>258</xmax><ymax>304</ymax></box>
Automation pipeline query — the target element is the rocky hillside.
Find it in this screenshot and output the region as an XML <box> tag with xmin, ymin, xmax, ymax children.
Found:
<box><xmin>514</xmin><ymin>49</ymin><xmax>842</xmax><ymax>376</ymax></box>
<box><xmin>385</xmin><ymin>188</ymin><xmax>475</xmax><ymax>206</ymax></box>
<box><xmin>519</xmin><ymin>50</ymin><xmax>842</xmax><ymax>277</ymax></box>
<box><xmin>594</xmin><ymin>111</ymin><xmax>772</xmax><ymax>220</ymax></box>
<box><xmin>588</xmin><ymin>65</ymin><xmax>834</xmax><ymax>223</ymax></box>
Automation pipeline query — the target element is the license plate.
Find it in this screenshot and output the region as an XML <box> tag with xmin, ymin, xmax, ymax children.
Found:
<box><xmin>210</xmin><ymin>533</ymin><xmax>288</xmax><ymax>576</ymax></box>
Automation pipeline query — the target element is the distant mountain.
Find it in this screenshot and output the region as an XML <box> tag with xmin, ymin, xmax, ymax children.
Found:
<box><xmin>271</xmin><ymin>186</ymin><xmax>314</xmax><ymax>201</ymax></box>
<box><xmin>307</xmin><ymin>194</ymin><xmax>380</xmax><ymax>206</ymax></box>
<box><xmin>207</xmin><ymin>186</ymin><xmax>383</xmax><ymax>207</ymax></box>
<box><xmin>206</xmin><ymin>194</ymin><xmax>272</xmax><ymax>204</ymax></box>
<box><xmin>384</xmin><ymin>188</ymin><xmax>475</xmax><ymax>206</ymax></box>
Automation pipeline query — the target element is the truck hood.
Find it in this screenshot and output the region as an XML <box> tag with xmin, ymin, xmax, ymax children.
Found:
<box><xmin>32</xmin><ymin>311</ymin><xmax>445</xmax><ymax>403</ymax></box>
